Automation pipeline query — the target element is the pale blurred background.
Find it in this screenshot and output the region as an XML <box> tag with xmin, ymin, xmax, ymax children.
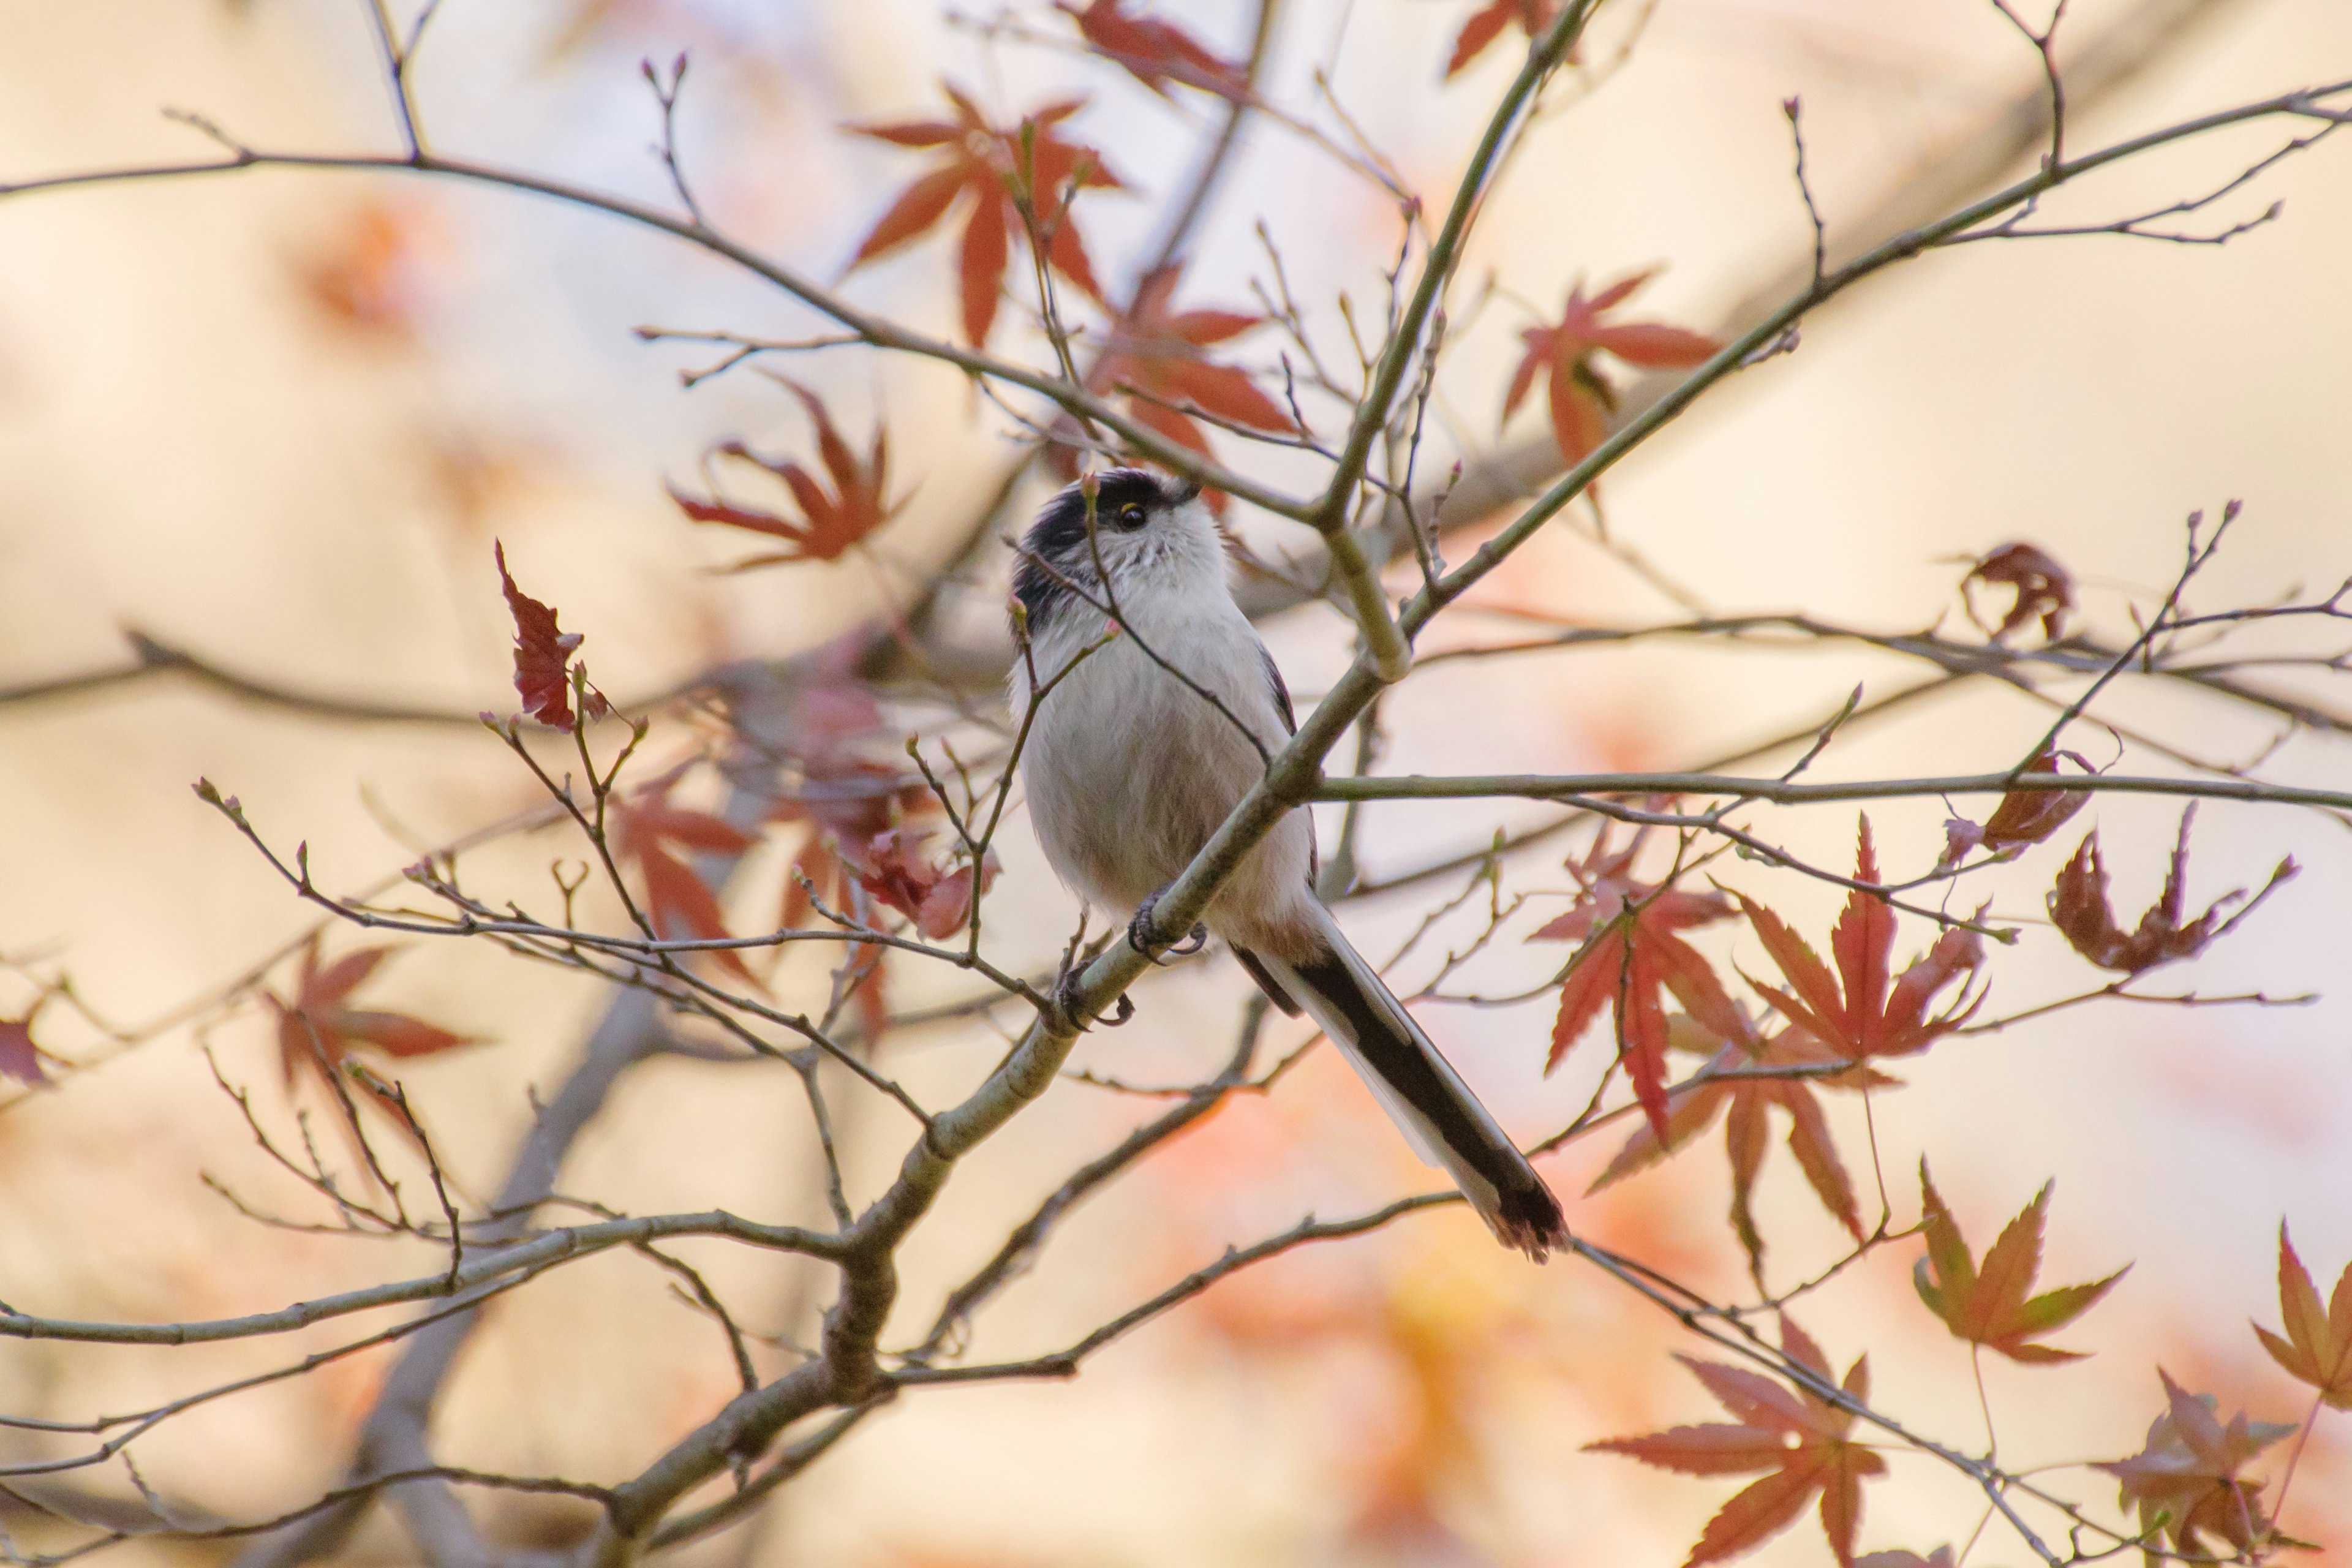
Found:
<box><xmin>1</xmin><ymin>1</ymin><xmax>2349</xmax><ymax>1564</ymax></box>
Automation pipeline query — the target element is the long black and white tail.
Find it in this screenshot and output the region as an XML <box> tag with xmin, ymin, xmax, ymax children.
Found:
<box><xmin>1240</xmin><ymin>902</ymin><xmax>1568</xmax><ymax>1262</ymax></box>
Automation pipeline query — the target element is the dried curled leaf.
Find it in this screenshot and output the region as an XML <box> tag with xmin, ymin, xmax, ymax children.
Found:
<box><xmin>1966</xmin><ymin>541</ymin><xmax>2073</xmax><ymax>641</ymax></box>
<box><xmin>2048</xmin><ymin>807</ymin><xmax>2296</xmax><ymax>975</ymax></box>
<box><xmin>843</xmin><ymin>828</ymin><xmax>1001</xmax><ymax>940</ymax></box>
<box><xmin>1940</xmin><ymin>748</ymin><xmax>2092</xmax><ymax>865</ymax></box>
<box><xmin>494</xmin><ymin>541</ymin><xmax>608</xmax><ymax>728</ymax></box>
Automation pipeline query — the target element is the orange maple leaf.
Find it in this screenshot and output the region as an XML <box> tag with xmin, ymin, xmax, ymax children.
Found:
<box><xmin>671</xmin><ymin>382</ymin><xmax>905</xmax><ymax>566</ymax></box>
<box><xmin>2255</xmin><ymin>1223</ymin><xmax>2352</xmax><ymax>1409</ymax></box>
<box><xmin>1590</xmin><ymin>1319</ymin><xmax>1885</xmax><ymax>1567</ymax></box>
<box><xmin>1913</xmin><ymin>1162</ymin><xmax>2127</xmax><ymax>1364</ymax></box>
<box><xmin>1739</xmin><ymin>816</ymin><xmax>1985</xmax><ymax>1061</ymax></box>
<box><xmin>847</xmin><ymin>86</ymin><xmax>1121</xmax><ymax>345</ymax></box>
<box><xmin>1529</xmin><ymin>826</ymin><xmax>1745</xmax><ymax>1139</ymax></box>
<box><xmin>266</xmin><ymin>938</ymin><xmax>478</xmax><ymax>1158</ymax></box>
<box><xmin>1506</xmin><ymin>272</ymin><xmax>1719</xmax><ymax>467</ymax></box>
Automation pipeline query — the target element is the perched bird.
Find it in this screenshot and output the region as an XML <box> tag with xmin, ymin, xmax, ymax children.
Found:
<box><xmin>1009</xmin><ymin>468</ymin><xmax>1568</xmax><ymax>1260</ymax></box>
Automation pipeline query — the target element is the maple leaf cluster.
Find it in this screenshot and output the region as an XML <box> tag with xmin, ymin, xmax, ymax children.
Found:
<box><xmin>2096</xmin><ymin>1372</ymin><xmax>2299</xmax><ymax>1565</ymax></box>
<box><xmin>848</xmin><ymin>86</ymin><xmax>1121</xmax><ymax>348</ymax></box>
<box><xmin>1540</xmin><ymin>819</ymin><xmax>1981</xmax><ymax>1145</ymax></box>
<box><xmin>669</xmin><ymin>382</ymin><xmax>903</xmax><ymax>566</ymax></box>
<box><xmin>1592</xmin><ymin>1319</ymin><xmax>1882</xmax><ymax>1567</ymax></box>
<box><xmin>1507</xmin><ymin>273</ymin><xmax>1720</xmax><ymax>469</ymax></box>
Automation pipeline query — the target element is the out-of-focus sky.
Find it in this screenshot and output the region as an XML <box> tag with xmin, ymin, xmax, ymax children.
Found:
<box><xmin>0</xmin><ymin>1</ymin><xmax>2348</xmax><ymax>1564</ymax></box>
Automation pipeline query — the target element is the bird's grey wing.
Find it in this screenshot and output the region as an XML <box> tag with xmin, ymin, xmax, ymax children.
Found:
<box><xmin>1256</xmin><ymin>639</ymin><xmax>1295</xmax><ymax>734</ymax></box>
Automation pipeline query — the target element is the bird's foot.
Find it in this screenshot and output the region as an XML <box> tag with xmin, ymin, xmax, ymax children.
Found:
<box><xmin>1054</xmin><ymin>965</ymin><xmax>1133</xmax><ymax>1030</ymax></box>
<box><xmin>1127</xmin><ymin>890</ymin><xmax>1207</xmax><ymax>963</ymax></box>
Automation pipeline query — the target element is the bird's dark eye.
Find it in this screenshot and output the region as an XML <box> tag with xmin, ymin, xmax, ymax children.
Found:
<box><xmin>1117</xmin><ymin>504</ymin><xmax>1147</xmax><ymax>529</ymax></box>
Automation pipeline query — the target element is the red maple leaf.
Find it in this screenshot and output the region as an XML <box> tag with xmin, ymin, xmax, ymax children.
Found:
<box><xmin>495</xmin><ymin>541</ymin><xmax>610</xmax><ymax>728</ymax></box>
<box><xmin>1739</xmin><ymin>817</ymin><xmax>1985</xmax><ymax>1061</ymax></box>
<box><xmin>2048</xmin><ymin>806</ymin><xmax>2295</xmax><ymax>976</ymax></box>
<box><xmin>1077</xmin><ymin>262</ymin><xmax>1295</xmax><ymax>509</ymax></box>
<box><xmin>670</xmin><ymin>382</ymin><xmax>904</xmax><ymax>566</ymax></box>
<box><xmin>1591</xmin><ymin>1319</ymin><xmax>1886</xmax><ymax>1567</ymax></box>
<box><xmin>1057</xmin><ymin>0</ymin><xmax>1246</xmax><ymax>98</ymax></box>
<box><xmin>1506</xmin><ymin>273</ymin><xmax>1719</xmax><ymax>468</ymax></box>
<box><xmin>266</xmin><ymin>938</ymin><xmax>477</xmax><ymax>1156</ymax></box>
<box><xmin>1445</xmin><ymin>0</ymin><xmax>1561</xmax><ymax>77</ymax></box>
<box><xmin>848</xmin><ymin>86</ymin><xmax>1121</xmax><ymax>346</ymax></box>
<box><xmin>1529</xmin><ymin>826</ymin><xmax>1746</xmax><ymax>1139</ymax></box>
<box><xmin>611</xmin><ymin>778</ymin><xmax>761</xmax><ymax>988</ymax></box>
<box><xmin>1591</xmin><ymin>1012</ymin><xmax>1894</xmax><ymax>1256</ymax></box>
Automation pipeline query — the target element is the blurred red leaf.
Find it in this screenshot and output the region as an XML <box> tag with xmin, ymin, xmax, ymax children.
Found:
<box><xmin>296</xmin><ymin>198</ymin><xmax>443</xmax><ymax>341</ymax></box>
<box><xmin>267</xmin><ymin>939</ymin><xmax>477</xmax><ymax>1156</ymax></box>
<box><xmin>842</xmin><ymin>828</ymin><xmax>1000</xmax><ymax>940</ymax></box>
<box><xmin>1445</xmin><ymin>0</ymin><xmax>1559</xmax><ymax>77</ymax></box>
<box><xmin>1940</xmin><ymin>748</ymin><xmax>2092</xmax><ymax>866</ymax></box>
<box><xmin>1592</xmin><ymin>1014</ymin><xmax>1893</xmax><ymax>1256</ymax></box>
<box><xmin>2254</xmin><ymin>1223</ymin><xmax>2352</xmax><ymax>1409</ymax></box>
<box><xmin>2048</xmin><ymin>807</ymin><xmax>2295</xmax><ymax>975</ymax></box>
<box><xmin>1854</xmin><ymin>1551</ymin><xmax>1954</xmax><ymax>1568</ymax></box>
<box><xmin>0</xmin><ymin>1010</ymin><xmax>50</xmax><ymax>1087</ymax></box>
<box><xmin>1913</xmin><ymin>1163</ymin><xmax>2126</xmax><ymax>1363</ymax></box>
<box><xmin>1058</xmin><ymin>0</ymin><xmax>1246</xmax><ymax>98</ymax></box>
<box><xmin>1966</xmin><ymin>541</ymin><xmax>2072</xmax><ymax>641</ymax></box>
<box><xmin>2095</xmin><ymin>1371</ymin><xmax>2299</xmax><ymax>1562</ymax></box>
<box><xmin>671</xmin><ymin>382</ymin><xmax>903</xmax><ymax>565</ymax></box>
<box><xmin>1591</xmin><ymin>1321</ymin><xmax>1885</xmax><ymax>1567</ymax></box>
<box><xmin>1740</xmin><ymin>817</ymin><xmax>1985</xmax><ymax>1061</ymax></box>
<box><xmin>1507</xmin><ymin>273</ymin><xmax>1719</xmax><ymax>468</ymax></box>
<box><xmin>495</xmin><ymin>541</ymin><xmax>608</xmax><ymax>728</ymax></box>
<box><xmin>1529</xmin><ymin>825</ymin><xmax>1744</xmax><ymax>1139</ymax></box>
<box><xmin>611</xmin><ymin>779</ymin><xmax>761</xmax><ymax>987</ymax></box>
<box><xmin>1079</xmin><ymin>262</ymin><xmax>1294</xmax><ymax>508</ymax></box>
<box><xmin>848</xmin><ymin>86</ymin><xmax>1121</xmax><ymax>345</ymax></box>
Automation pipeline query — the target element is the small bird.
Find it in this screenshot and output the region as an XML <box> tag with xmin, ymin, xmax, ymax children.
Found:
<box><xmin>1009</xmin><ymin>468</ymin><xmax>1568</xmax><ymax>1260</ymax></box>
